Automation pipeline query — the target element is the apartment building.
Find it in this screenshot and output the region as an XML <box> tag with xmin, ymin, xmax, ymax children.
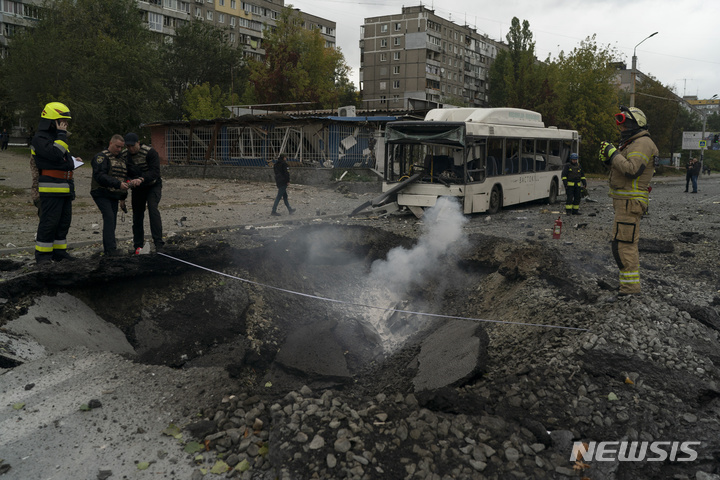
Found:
<box><xmin>0</xmin><ymin>0</ymin><xmax>335</xmax><ymax>61</ymax></box>
<box><xmin>359</xmin><ymin>5</ymin><xmax>504</xmax><ymax>111</ymax></box>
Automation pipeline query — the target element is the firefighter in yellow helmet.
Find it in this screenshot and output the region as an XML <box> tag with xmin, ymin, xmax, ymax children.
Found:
<box><xmin>599</xmin><ymin>106</ymin><xmax>658</xmax><ymax>295</ymax></box>
<box><xmin>32</xmin><ymin>102</ymin><xmax>83</xmax><ymax>265</ymax></box>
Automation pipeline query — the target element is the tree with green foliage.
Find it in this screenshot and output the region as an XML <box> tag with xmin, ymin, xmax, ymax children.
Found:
<box><xmin>488</xmin><ymin>18</ymin><xmax>543</xmax><ymax>110</ymax></box>
<box><xmin>1</xmin><ymin>0</ymin><xmax>164</xmax><ymax>152</ymax></box>
<box><xmin>630</xmin><ymin>77</ymin><xmax>685</xmax><ymax>157</ymax></box>
<box><xmin>182</xmin><ymin>83</ymin><xmax>239</xmax><ymax>120</ymax></box>
<box><xmin>706</xmin><ymin>112</ymin><xmax>720</xmax><ymax>132</ymax></box>
<box><xmin>553</xmin><ymin>36</ymin><xmax>621</xmax><ymax>171</ymax></box>
<box><xmin>488</xmin><ymin>20</ymin><xmax>622</xmax><ymax>172</ymax></box>
<box><xmin>160</xmin><ymin>20</ymin><xmax>245</xmax><ymax>120</ymax></box>
<box><xmin>243</xmin><ymin>7</ymin><xmax>352</xmax><ymax>109</ymax></box>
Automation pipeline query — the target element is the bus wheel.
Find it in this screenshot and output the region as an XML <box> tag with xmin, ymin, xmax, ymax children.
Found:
<box><xmin>548</xmin><ymin>180</ymin><xmax>558</xmax><ymax>204</ymax></box>
<box><xmin>488</xmin><ymin>185</ymin><xmax>502</xmax><ymax>214</ymax></box>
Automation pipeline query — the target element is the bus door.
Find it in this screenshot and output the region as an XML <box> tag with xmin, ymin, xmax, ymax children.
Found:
<box><xmin>503</xmin><ymin>139</ymin><xmax>522</xmax><ymax>204</ymax></box>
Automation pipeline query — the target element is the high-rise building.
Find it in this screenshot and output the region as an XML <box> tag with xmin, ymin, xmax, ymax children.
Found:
<box><xmin>359</xmin><ymin>5</ymin><xmax>504</xmax><ymax>111</ymax></box>
<box><xmin>0</xmin><ymin>0</ymin><xmax>335</xmax><ymax>60</ymax></box>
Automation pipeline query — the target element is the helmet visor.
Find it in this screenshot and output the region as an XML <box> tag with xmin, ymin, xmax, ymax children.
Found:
<box><xmin>614</xmin><ymin>113</ymin><xmax>627</xmax><ymax>125</ymax></box>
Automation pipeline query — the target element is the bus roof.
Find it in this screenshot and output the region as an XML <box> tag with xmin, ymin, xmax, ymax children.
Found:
<box><xmin>424</xmin><ymin>108</ymin><xmax>545</xmax><ymax>128</ymax></box>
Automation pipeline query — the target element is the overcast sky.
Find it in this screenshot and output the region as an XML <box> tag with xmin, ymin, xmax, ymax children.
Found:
<box><xmin>288</xmin><ymin>0</ymin><xmax>719</xmax><ymax>101</ymax></box>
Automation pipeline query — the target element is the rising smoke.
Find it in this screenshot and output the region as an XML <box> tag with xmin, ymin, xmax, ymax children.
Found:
<box><xmin>362</xmin><ymin>196</ymin><xmax>470</xmax><ymax>349</ymax></box>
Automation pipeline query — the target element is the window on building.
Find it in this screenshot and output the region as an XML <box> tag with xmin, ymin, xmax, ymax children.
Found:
<box><xmin>23</xmin><ymin>3</ymin><xmax>40</xmax><ymax>18</ymax></box>
<box><xmin>393</xmin><ymin>66</ymin><xmax>400</xmax><ymax>74</ymax></box>
<box><xmin>380</xmin><ymin>53</ymin><xmax>387</xmax><ymax>61</ymax></box>
<box><xmin>230</xmin><ymin>16</ymin><xmax>236</xmax><ymax>26</ymax></box>
<box><xmin>393</xmin><ymin>94</ymin><xmax>399</xmax><ymax>102</ymax></box>
<box><xmin>379</xmin><ymin>81</ymin><xmax>387</xmax><ymax>91</ymax></box>
<box><xmin>393</xmin><ymin>52</ymin><xmax>400</xmax><ymax>60</ymax></box>
<box><xmin>219</xmin><ymin>0</ymin><xmax>224</xmax><ymax>5</ymax></box>
<box><xmin>230</xmin><ymin>32</ymin><xmax>235</xmax><ymax>43</ymax></box>
<box><xmin>393</xmin><ymin>37</ymin><xmax>400</xmax><ymax>46</ymax></box>
<box><xmin>394</xmin><ymin>22</ymin><xmax>401</xmax><ymax>31</ymax></box>
<box><xmin>380</xmin><ymin>96</ymin><xmax>386</xmax><ymax>104</ymax></box>
<box><xmin>380</xmin><ymin>39</ymin><xmax>387</xmax><ymax>47</ymax></box>
<box><xmin>380</xmin><ymin>24</ymin><xmax>388</xmax><ymax>33</ymax></box>
<box><xmin>206</xmin><ymin>10</ymin><xmax>213</xmax><ymax>20</ymax></box>
<box><xmin>231</xmin><ymin>0</ymin><xmax>236</xmax><ymax>7</ymax></box>
<box><xmin>4</xmin><ymin>0</ymin><xmax>22</xmax><ymax>13</ymax></box>
<box><xmin>393</xmin><ymin>80</ymin><xmax>400</xmax><ymax>89</ymax></box>
<box><xmin>218</xmin><ymin>13</ymin><xmax>224</xmax><ymax>23</ymax></box>
<box><xmin>148</xmin><ymin>12</ymin><xmax>163</xmax><ymax>31</ymax></box>
<box><xmin>195</xmin><ymin>6</ymin><xmax>201</xmax><ymax>17</ymax></box>
<box><xmin>3</xmin><ymin>23</ymin><xmax>17</xmax><ymax>37</ymax></box>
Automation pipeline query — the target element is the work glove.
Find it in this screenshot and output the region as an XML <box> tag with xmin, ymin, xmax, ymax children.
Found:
<box><xmin>599</xmin><ymin>141</ymin><xmax>618</xmax><ymax>166</ymax></box>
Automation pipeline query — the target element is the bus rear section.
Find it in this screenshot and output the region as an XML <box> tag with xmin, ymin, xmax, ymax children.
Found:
<box><xmin>382</xmin><ymin>108</ymin><xmax>579</xmax><ymax>216</ymax></box>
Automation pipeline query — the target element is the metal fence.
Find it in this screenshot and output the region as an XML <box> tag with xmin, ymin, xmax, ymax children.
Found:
<box><xmin>164</xmin><ymin>122</ymin><xmax>380</xmax><ymax>169</ymax></box>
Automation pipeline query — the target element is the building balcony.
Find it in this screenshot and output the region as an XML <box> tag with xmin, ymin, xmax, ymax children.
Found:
<box><xmin>427</xmin><ymin>43</ymin><xmax>441</xmax><ymax>53</ymax></box>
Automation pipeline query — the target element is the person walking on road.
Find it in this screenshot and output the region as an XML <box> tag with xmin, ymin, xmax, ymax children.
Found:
<box><xmin>271</xmin><ymin>154</ymin><xmax>296</xmax><ymax>216</ymax></box>
<box><xmin>689</xmin><ymin>157</ymin><xmax>701</xmax><ymax>193</ymax></box>
<box><xmin>123</xmin><ymin>133</ymin><xmax>164</xmax><ymax>253</ymax></box>
<box><xmin>685</xmin><ymin>158</ymin><xmax>693</xmax><ymax>192</ymax></box>
<box><xmin>599</xmin><ymin>105</ymin><xmax>658</xmax><ymax>296</ymax></box>
<box><xmin>561</xmin><ymin>153</ymin><xmax>586</xmax><ymax>215</ymax></box>
<box><xmin>31</xmin><ymin>102</ymin><xmax>82</xmax><ymax>265</ymax></box>
<box><xmin>1</xmin><ymin>128</ymin><xmax>9</xmax><ymax>150</ymax></box>
<box><xmin>90</xmin><ymin>134</ymin><xmax>139</xmax><ymax>256</ymax></box>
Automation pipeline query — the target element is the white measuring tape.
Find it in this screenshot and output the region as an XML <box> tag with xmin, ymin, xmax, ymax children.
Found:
<box><xmin>157</xmin><ymin>253</ymin><xmax>589</xmax><ymax>332</ymax></box>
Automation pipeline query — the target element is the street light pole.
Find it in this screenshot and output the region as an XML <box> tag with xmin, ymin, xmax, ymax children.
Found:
<box><xmin>700</xmin><ymin>93</ymin><xmax>719</xmax><ymax>170</ymax></box>
<box><xmin>630</xmin><ymin>32</ymin><xmax>658</xmax><ymax>107</ymax></box>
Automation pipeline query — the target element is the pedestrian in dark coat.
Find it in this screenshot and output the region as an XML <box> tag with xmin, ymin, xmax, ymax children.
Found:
<box><xmin>271</xmin><ymin>154</ymin><xmax>296</xmax><ymax>216</ymax></box>
<box><xmin>690</xmin><ymin>158</ymin><xmax>701</xmax><ymax>193</ymax></box>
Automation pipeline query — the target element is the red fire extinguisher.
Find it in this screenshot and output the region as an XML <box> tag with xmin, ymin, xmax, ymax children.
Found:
<box><xmin>552</xmin><ymin>216</ymin><xmax>562</xmax><ymax>239</ymax></box>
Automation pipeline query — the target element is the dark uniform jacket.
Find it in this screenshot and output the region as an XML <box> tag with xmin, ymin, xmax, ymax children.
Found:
<box><xmin>125</xmin><ymin>145</ymin><xmax>161</xmax><ymax>188</ymax></box>
<box><xmin>90</xmin><ymin>150</ymin><xmax>128</xmax><ymax>200</ymax></box>
<box><xmin>31</xmin><ymin>120</ymin><xmax>74</xmax><ymax>198</ymax></box>
<box><xmin>562</xmin><ymin>163</ymin><xmax>586</xmax><ymax>187</ymax></box>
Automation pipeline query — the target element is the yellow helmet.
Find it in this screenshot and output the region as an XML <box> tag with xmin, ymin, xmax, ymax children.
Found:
<box><xmin>615</xmin><ymin>105</ymin><xmax>647</xmax><ymax>128</ymax></box>
<box><xmin>41</xmin><ymin>102</ymin><xmax>72</xmax><ymax>120</ymax></box>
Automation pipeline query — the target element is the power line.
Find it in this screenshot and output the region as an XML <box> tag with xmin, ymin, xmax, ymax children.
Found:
<box><xmin>158</xmin><ymin>253</ymin><xmax>590</xmax><ymax>331</ymax></box>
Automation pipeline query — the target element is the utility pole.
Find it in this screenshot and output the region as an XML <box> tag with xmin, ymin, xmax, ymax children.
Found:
<box><xmin>699</xmin><ymin>94</ymin><xmax>719</xmax><ymax>170</ymax></box>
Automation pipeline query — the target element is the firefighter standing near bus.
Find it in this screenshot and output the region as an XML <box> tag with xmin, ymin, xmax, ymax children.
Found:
<box><xmin>561</xmin><ymin>153</ymin><xmax>586</xmax><ymax>215</ymax></box>
<box><xmin>599</xmin><ymin>106</ymin><xmax>658</xmax><ymax>295</ymax></box>
<box><xmin>31</xmin><ymin>102</ymin><xmax>82</xmax><ymax>265</ymax></box>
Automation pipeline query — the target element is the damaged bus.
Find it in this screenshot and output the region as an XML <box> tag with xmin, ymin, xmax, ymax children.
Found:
<box><xmin>378</xmin><ymin>108</ymin><xmax>579</xmax><ymax>217</ymax></box>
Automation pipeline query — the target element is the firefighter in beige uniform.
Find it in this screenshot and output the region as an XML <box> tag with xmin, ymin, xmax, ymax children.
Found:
<box><xmin>599</xmin><ymin>106</ymin><xmax>658</xmax><ymax>295</ymax></box>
